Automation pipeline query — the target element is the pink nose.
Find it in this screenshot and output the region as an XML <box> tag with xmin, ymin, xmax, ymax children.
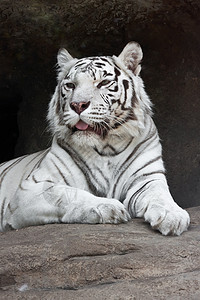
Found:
<box><xmin>70</xmin><ymin>101</ymin><xmax>90</xmax><ymax>115</ymax></box>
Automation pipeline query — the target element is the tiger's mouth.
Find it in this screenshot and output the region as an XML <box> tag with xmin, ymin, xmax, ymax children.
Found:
<box><xmin>72</xmin><ymin>120</ymin><xmax>107</xmax><ymax>137</ymax></box>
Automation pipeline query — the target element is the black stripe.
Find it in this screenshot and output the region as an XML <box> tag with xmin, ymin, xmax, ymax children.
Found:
<box><xmin>142</xmin><ymin>170</ymin><xmax>165</xmax><ymax>177</ymax></box>
<box><xmin>104</xmin><ymin>144</ymin><xmax>118</xmax><ymax>154</ymax></box>
<box><xmin>114</xmin><ymin>67</ymin><xmax>121</xmax><ymax>81</ymax></box>
<box><xmin>0</xmin><ymin>155</ymin><xmax>29</xmax><ymax>188</ymax></box>
<box><xmin>7</xmin><ymin>202</ymin><xmax>17</xmax><ymax>214</ymax></box>
<box><xmin>18</xmin><ymin>150</ymin><xmax>50</xmax><ymax>190</ymax></box>
<box><xmin>96</xmin><ymin>167</ymin><xmax>110</xmax><ymax>189</ymax></box>
<box><xmin>133</xmin><ymin>155</ymin><xmax>162</xmax><ymax>176</ymax></box>
<box><xmin>112</xmin><ymin>125</ymin><xmax>158</xmax><ymax>196</ymax></box>
<box><xmin>125</xmin><ymin>125</ymin><xmax>156</xmax><ymax>166</ymax></box>
<box><xmin>0</xmin><ymin>197</ymin><xmax>6</xmax><ymax>230</ymax></box>
<box><xmin>37</xmin><ymin>149</ymin><xmax>50</xmax><ymax>168</ymax></box>
<box><xmin>100</xmin><ymin>57</ymin><xmax>113</xmax><ymax>66</ymax></box>
<box><xmin>111</xmin><ymin>110</ymin><xmax>137</xmax><ymax>130</ymax></box>
<box><xmin>110</xmin><ymin>58</ymin><xmax>122</xmax><ymax>76</ymax></box>
<box><xmin>56</xmin><ymin>98</ymin><xmax>61</xmax><ymax>114</ymax></box>
<box><xmin>50</xmin><ymin>159</ymin><xmax>70</xmax><ymax>185</ymax></box>
<box><xmin>94</xmin><ymin>145</ymin><xmax>116</xmax><ymax>157</ymax></box>
<box><xmin>121</xmin><ymin>79</ymin><xmax>137</xmax><ymax>112</ymax></box>
<box><xmin>88</xmin><ymin>65</ymin><xmax>97</xmax><ymax>80</ymax></box>
<box><xmin>107</xmin><ymin>93</ymin><xmax>115</xmax><ymax>98</ymax></box>
<box><xmin>19</xmin><ymin>182</ymin><xmax>28</xmax><ymax>191</ymax></box>
<box><xmin>54</xmin><ymin>197</ymin><xmax>63</xmax><ymax>207</ymax></box>
<box><xmin>121</xmin><ymin>121</ymin><xmax>156</xmax><ymax>168</ymax></box>
<box><xmin>32</xmin><ymin>175</ymin><xmax>54</xmax><ymax>184</ymax></box>
<box><xmin>56</xmin><ymin>84</ymin><xmax>62</xmax><ymax>115</ymax></box>
<box><xmin>74</xmin><ymin>61</ymin><xmax>88</xmax><ymax>69</ymax></box>
<box><xmin>120</xmin><ymin>155</ymin><xmax>162</xmax><ymax>198</ymax></box>
<box><xmin>127</xmin><ymin>180</ymin><xmax>157</xmax><ymax>217</ymax></box>
<box><xmin>122</xmin><ymin>79</ymin><xmax>129</xmax><ymax>100</ymax></box>
<box><xmin>94</xmin><ymin>62</ymin><xmax>106</xmax><ymax>67</ymax></box>
<box><xmin>51</xmin><ymin>151</ymin><xmax>75</xmax><ymax>179</ymax></box>
<box><xmin>0</xmin><ymin>161</ymin><xmax>9</xmax><ymax>168</ymax></box>
<box><xmin>108</xmin><ymin>85</ymin><xmax>118</xmax><ymax>92</ymax></box>
<box><xmin>103</xmin><ymin>71</ymin><xmax>113</xmax><ymax>77</ymax></box>
<box><xmin>58</xmin><ymin>141</ymin><xmax>107</xmax><ymax>197</ymax></box>
<box><xmin>32</xmin><ymin>175</ymin><xmax>38</xmax><ymax>183</ymax></box>
<box><xmin>127</xmin><ymin>170</ymin><xmax>165</xmax><ymax>193</ymax></box>
<box><xmin>24</xmin><ymin>150</ymin><xmax>49</xmax><ymax>180</ymax></box>
<box><xmin>123</xmin><ymin>171</ymin><xmax>166</xmax><ymax>211</ymax></box>
<box><xmin>130</xmin><ymin>80</ymin><xmax>138</xmax><ymax>107</ymax></box>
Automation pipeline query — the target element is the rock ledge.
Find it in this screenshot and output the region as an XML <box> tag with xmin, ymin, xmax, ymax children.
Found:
<box><xmin>0</xmin><ymin>206</ymin><xmax>200</xmax><ymax>299</ymax></box>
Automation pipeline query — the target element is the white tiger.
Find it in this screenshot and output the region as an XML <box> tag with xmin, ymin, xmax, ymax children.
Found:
<box><xmin>0</xmin><ymin>42</ymin><xmax>190</xmax><ymax>235</ymax></box>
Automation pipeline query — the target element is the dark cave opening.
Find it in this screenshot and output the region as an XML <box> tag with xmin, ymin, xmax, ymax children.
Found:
<box><xmin>0</xmin><ymin>83</ymin><xmax>22</xmax><ymax>163</ymax></box>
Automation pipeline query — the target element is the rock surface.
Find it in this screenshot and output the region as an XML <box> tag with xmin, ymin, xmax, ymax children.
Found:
<box><xmin>0</xmin><ymin>206</ymin><xmax>199</xmax><ymax>299</ymax></box>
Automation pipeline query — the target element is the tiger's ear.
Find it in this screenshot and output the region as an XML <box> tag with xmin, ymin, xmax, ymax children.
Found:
<box><xmin>57</xmin><ymin>48</ymin><xmax>74</xmax><ymax>68</ymax></box>
<box><xmin>118</xmin><ymin>42</ymin><xmax>143</xmax><ymax>75</ymax></box>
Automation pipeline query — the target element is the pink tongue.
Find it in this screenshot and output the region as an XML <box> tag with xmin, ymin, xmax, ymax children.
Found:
<box><xmin>75</xmin><ymin>120</ymin><xmax>89</xmax><ymax>131</ymax></box>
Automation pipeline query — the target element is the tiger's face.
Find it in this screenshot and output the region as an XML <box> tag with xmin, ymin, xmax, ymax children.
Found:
<box><xmin>60</xmin><ymin>58</ymin><xmax>137</xmax><ymax>139</ymax></box>
<box><xmin>48</xmin><ymin>42</ymin><xmax>152</xmax><ymax>148</ymax></box>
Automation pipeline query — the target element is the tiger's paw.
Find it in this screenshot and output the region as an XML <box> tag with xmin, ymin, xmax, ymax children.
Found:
<box><xmin>95</xmin><ymin>201</ymin><xmax>131</xmax><ymax>224</ymax></box>
<box><xmin>61</xmin><ymin>198</ymin><xmax>130</xmax><ymax>224</ymax></box>
<box><xmin>144</xmin><ymin>203</ymin><xmax>190</xmax><ymax>235</ymax></box>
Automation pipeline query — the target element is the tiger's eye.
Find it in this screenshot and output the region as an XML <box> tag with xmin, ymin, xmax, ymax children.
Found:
<box><xmin>97</xmin><ymin>80</ymin><xmax>111</xmax><ymax>89</ymax></box>
<box><xmin>65</xmin><ymin>82</ymin><xmax>75</xmax><ymax>89</ymax></box>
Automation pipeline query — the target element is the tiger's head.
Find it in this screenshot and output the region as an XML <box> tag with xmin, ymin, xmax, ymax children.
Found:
<box><xmin>48</xmin><ymin>42</ymin><xmax>152</xmax><ymax>149</ymax></box>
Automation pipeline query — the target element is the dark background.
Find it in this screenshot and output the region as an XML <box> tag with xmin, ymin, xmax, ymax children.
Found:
<box><xmin>0</xmin><ymin>0</ymin><xmax>200</xmax><ymax>208</ymax></box>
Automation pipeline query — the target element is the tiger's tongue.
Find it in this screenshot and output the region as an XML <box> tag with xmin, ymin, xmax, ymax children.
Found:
<box><xmin>75</xmin><ymin>120</ymin><xmax>89</xmax><ymax>131</ymax></box>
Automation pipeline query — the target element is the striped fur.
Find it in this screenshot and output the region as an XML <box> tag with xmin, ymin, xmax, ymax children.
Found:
<box><xmin>0</xmin><ymin>42</ymin><xmax>190</xmax><ymax>235</ymax></box>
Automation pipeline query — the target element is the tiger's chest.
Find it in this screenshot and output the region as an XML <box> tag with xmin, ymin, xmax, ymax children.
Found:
<box><xmin>49</xmin><ymin>146</ymin><xmax>133</xmax><ymax>200</ymax></box>
<box><xmin>67</xmin><ymin>156</ymin><xmax>126</xmax><ymax>200</ymax></box>
<box><xmin>30</xmin><ymin>138</ymin><xmax>139</xmax><ymax>202</ymax></box>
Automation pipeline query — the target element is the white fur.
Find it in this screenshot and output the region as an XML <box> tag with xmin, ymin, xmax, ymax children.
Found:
<box><xmin>0</xmin><ymin>42</ymin><xmax>190</xmax><ymax>235</ymax></box>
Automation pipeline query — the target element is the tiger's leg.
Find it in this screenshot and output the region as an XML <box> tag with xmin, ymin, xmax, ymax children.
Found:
<box><xmin>123</xmin><ymin>180</ymin><xmax>190</xmax><ymax>235</ymax></box>
<box><xmin>3</xmin><ymin>181</ymin><xmax>130</xmax><ymax>230</ymax></box>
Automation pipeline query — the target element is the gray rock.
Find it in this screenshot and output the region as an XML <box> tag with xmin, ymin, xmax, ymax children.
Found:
<box><xmin>0</xmin><ymin>206</ymin><xmax>199</xmax><ymax>299</ymax></box>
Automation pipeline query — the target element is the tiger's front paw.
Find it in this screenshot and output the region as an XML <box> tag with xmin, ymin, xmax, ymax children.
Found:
<box><xmin>144</xmin><ymin>203</ymin><xmax>190</xmax><ymax>235</ymax></box>
<box><xmin>61</xmin><ymin>198</ymin><xmax>130</xmax><ymax>224</ymax></box>
<box><xmin>95</xmin><ymin>200</ymin><xmax>131</xmax><ymax>224</ymax></box>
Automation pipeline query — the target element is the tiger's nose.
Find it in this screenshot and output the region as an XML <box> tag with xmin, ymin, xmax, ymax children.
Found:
<box><xmin>70</xmin><ymin>101</ymin><xmax>90</xmax><ymax>115</ymax></box>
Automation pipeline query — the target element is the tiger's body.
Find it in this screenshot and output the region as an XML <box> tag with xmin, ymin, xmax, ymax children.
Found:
<box><xmin>0</xmin><ymin>42</ymin><xmax>190</xmax><ymax>234</ymax></box>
